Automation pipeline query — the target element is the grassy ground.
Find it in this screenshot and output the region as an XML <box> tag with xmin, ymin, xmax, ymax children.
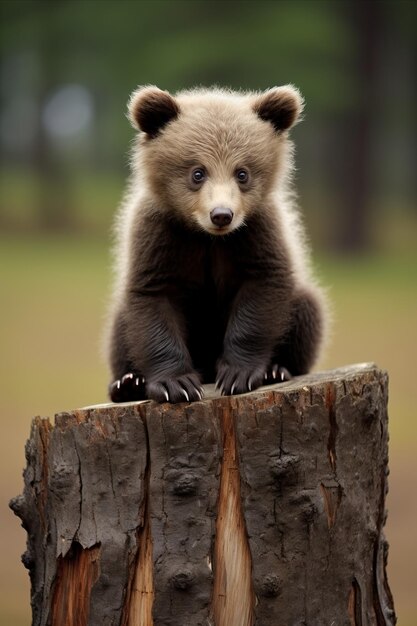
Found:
<box><xmin>1</xmin><ymin>232</ymin><xmax>416</xmax><ymax>624</ymax></box>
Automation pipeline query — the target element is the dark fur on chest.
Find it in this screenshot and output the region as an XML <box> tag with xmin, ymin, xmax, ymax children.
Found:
<box><xmin>122</xmin><ymin>211</ymin><xmax>293</xmax><ymax>381</ymax></box>
<box><xmin>126</xmin><ymin>214</ymin><xmax>287</xmax><ymax>378</ymax></box>
<box><xmin>171</xmin><ymin>236</ymin><xmax>242</xmax><ymax>380</ymax></box>
<box><xmin>108</xmin><ymin>206</ymin><xmax>326</xmax><ymax>405</ymax></box>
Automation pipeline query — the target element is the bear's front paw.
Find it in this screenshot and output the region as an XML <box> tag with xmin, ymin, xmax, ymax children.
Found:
<box><xmin>216</xmin><ymin>360</ymin><xmax>265</xmax><ymax>396</ymax></box>
<box><xmin>109</xmin><ymin>373</ymin><xmax>146</xmax><ymax>403</ymax></box>
<box><xmin>147</xmin><ymin>372</ymin><xmax>204</xmax><ymax>404</ymax></box>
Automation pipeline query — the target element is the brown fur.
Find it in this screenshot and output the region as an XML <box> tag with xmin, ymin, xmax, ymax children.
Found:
<box><xmin>105</xmin><ymin>86</ymin><xmax>328</xmax><ymax>403</ymax></box>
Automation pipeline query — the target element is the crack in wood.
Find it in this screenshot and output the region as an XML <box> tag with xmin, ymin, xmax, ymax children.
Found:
<box><xmin>325</xmin><ymin>383</ymin><xmax>338</xmax><ymax>473</ymax></box>
<box><xmin>36</xmin><ymin>418</ymin><xmax>52</xmax><ymax>533</ymax></box>
<box><xmin>123</xmin><ymin>410</ymin><xmax>154</xmax><ymax>626</ymax></box>
<box><xmin>320</xmin><ymin>483</ymin><xmax>343</xmax><ymax>529</ymax></box>
<box><xmin>348</xmin><ymin>577</ymin><xmax>363</xmax><ymax>626</ymax></box>
<box><xmin>372</xmin><ymin>477</ymin><xmax>396</xmax><ymax>625</ymax></box>
<box><xmin>211</xmin><ymin>404</ymin><xmax>255</xmax><ymax>626</ymax></box>
<box><xmin>70</xmin><ymin>429</ymin><xmax>84</xmax><ymax>546</ymax></box>
<box><xmin>51</xmin><ymin>541</ymin><xmax>101</xmax><ymax>626</ymax></box>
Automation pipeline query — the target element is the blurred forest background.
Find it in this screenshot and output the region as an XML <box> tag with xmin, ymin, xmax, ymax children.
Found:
<box><xmin>1</xmin><ymin>1</ymin><xmax>416</xmax><ymax>624</ymax></box>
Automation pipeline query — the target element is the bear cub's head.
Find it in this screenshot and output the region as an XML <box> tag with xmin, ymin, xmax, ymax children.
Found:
<box><xmin>128</xmin><ymin>85</ymin><xmax>303</xmax><ymax>235</ymax></box>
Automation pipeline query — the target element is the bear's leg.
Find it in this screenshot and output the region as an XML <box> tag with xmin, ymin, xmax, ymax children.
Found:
<box><xmin>109</xmin><ymin>301</ymin><xmax>203</xmax><ymax>404</ymax></box>
<box><xmin>108</xmin><ymin>310</ymin><xmax>147</xmax><ymax>402</ymax></box>
<box><xmin>266</xmin><ymin>287</ymin><xmax>324</xmax><ymax>382</ymax></box>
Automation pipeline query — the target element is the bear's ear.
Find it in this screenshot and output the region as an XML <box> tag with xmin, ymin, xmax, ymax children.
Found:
<box><xmin>253</xmin><ymin>85</ymin><xmax>304</xmax><ymax>132</ymax></box>
<box><xmin>128</xmin><ymin>86</ymin><xmax>180</xmax><ymax>137</ymax></box>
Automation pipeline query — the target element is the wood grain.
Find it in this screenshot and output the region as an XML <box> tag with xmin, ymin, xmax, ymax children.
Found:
<box><xmin>10</xmin><ymin>364</ymin><xmax>396</xmax><ymax>625</ymax></box>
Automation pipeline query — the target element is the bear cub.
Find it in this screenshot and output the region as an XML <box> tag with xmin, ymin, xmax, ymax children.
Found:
<box><xmin>106</xmin><ymin>85</ymin><xmax>328</xmax><ymax>403</ymax></box>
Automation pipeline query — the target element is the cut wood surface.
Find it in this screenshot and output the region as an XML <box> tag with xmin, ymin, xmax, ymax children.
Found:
<box><xmin>10</xmin><ymin>363</ymin><xmax>396</xmax><ymax>625</ymax></box>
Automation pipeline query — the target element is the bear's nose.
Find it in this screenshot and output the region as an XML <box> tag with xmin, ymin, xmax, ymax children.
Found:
<box><xmin>210</xmin><ymin>207</ymin><xmax>234</xmax><ymax>227</ymax></box>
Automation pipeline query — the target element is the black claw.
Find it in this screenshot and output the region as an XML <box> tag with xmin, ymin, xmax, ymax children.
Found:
<box><xmin>263</xmin><ymin>364</ymin><xmax>292</xmax><ymax>386</ymax></box>
<box><xmin>109</xmin><ymin>372</ymin><xmax>147</xmax><ymax>403</ymax></box>
<box><xmin>278</xmin><ymin>366</ymin><xmax>291</xmax><ymax>382</ymax></box>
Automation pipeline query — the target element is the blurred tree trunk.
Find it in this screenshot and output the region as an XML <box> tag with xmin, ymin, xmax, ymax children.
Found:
<box><xmin>32</xmin><ymin>90</ymin><xmax>73</xmax><ymax>232</ymax></box>
<box><xmin>32</xmin><ymin>0</ymin><xmax>73</xmax><ymax>231</ymax></box>
<box><xmin>329</xmin><ymin>1</ymin><xmax>383</xmax><ymax>252</ymax></box>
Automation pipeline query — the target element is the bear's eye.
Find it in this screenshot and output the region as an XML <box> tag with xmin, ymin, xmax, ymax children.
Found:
<box><xmin>191</xmin><ymin>168</ymin><xmax>206</xmax><ymax>184</ymax></box>
<box><xmin>235</xmin><ymin>168</ymin><xmax>249</xmax><ymax>184</ymax></box>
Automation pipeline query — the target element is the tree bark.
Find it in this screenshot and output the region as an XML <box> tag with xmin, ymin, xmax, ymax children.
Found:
<box><xmin>10</xmin><ymin>363</ymin><xmax>396</xmax><ymax>625</ymax></box>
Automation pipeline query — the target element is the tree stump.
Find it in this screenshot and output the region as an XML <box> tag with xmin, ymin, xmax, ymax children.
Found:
<box><xmin>10</xmin><ymin>363</ymin><xmax>396</xmax><ymax>625</ymax></box>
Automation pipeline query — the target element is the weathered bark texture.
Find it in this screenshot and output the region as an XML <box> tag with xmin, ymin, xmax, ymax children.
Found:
<box><xmin>10</xmin><ymin>363</ymin><xmax>396</xmax><ymax>625</ymax></box>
